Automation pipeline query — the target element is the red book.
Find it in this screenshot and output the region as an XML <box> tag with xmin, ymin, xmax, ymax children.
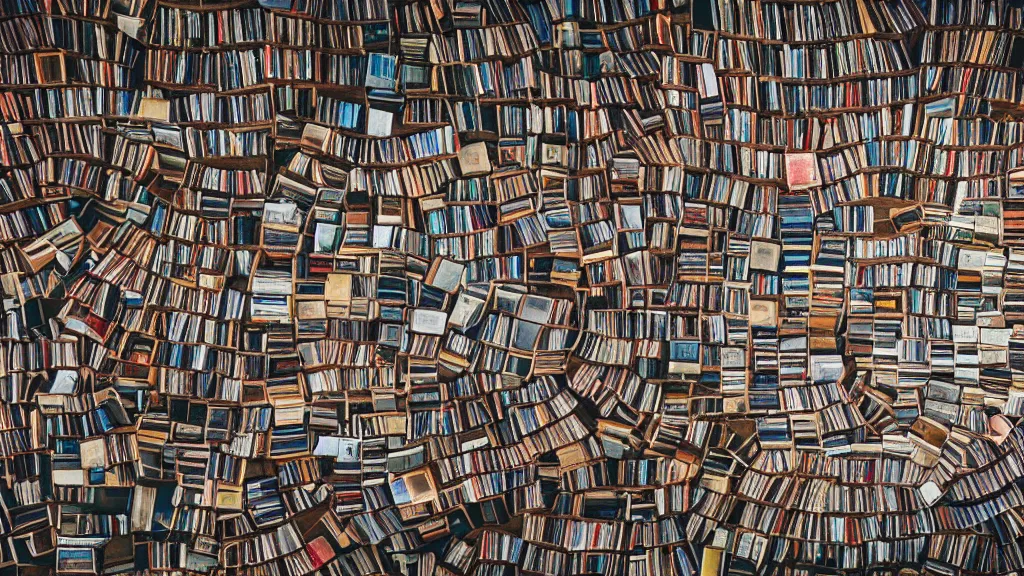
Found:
<box><xmin>784</xmin><ymin>152</ymin><xmax>821</xmax><ymax>191</ymax></box>
<box><xmin>305</xmin><ymin>536</ymin><xmax>336</xmax><ymax>569</ymax></box>
<box><xmin>85</xmin><ymin>312</ymin><xmax>110</xmax><ymax>338</ymax></box>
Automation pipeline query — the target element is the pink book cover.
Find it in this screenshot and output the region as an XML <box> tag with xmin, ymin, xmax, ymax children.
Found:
<box><xmin>785</xmin><ymin>152</ymin><xmax>821</xmax><ymax>190</ymax></box>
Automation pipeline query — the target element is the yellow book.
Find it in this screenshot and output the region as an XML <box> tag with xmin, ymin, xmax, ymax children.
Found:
<box><xmin>701</xmin><ymin>547</ymin><xmax>723</xmax><ymax>576</ymax></box>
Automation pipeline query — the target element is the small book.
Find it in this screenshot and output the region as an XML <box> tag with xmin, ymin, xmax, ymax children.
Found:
<box><xmin>367</xmin><ymin>108</ymin><xmax>394</xmax><ymax>137</ymax></box>
<box><xmin>458</xmin><ymin>142</ymin><xmax>491</xmax><ymax>176</ymax></box>
<box><xmin>749</xmin><ymin>241</ymin><xmax>781</xmax><ymax>272</ymax></box>
<box><xmin>138</xmin><ymin>98</ymin><xmax>170</xmax><ymax>122</ymax></box>
<box><xmin>784</xmin><ymin>152</ymin><xmax>821</xmax><ymax>190</ymax></box>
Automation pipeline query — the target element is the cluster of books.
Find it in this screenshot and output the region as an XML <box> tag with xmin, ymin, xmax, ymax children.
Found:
<box><xmin>4</xmin><ymin>0</ymin><xmax>1024</xmax><ymax>574</ymax></box>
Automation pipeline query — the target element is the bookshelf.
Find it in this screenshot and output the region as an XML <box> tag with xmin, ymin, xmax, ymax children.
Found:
<box><xmin>2</xmin><ymin>0</ymin><xmax>1024</xmax><ymax>575</ymax></box>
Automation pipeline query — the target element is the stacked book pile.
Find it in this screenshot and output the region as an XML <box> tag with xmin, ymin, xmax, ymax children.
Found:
<box><xmin>3</xmin><ymin>0</ymin><xmax>1024</xmax><ymax>574</ymax></box>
